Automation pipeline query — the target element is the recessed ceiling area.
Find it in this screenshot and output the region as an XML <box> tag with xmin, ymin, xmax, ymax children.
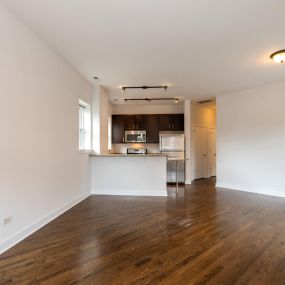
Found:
<box><xmin>1</xmin><ymin>0</ymin><xmax>285</xmax><ymax>104</ymax></box>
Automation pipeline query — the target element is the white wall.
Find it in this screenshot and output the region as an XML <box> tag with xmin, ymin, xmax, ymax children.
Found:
<box><xmin>184</xmin><ymin>100</ymin><xmax>191</xmax><ymax>184</ymax></box>
<box><xmin>92</xmin><ymin>86</ymin><xmax>110</xmax><ymax>154</ymax></box>
<box><xmin>216</xmin><ymin>80</ymin><xmax>285</xmax><ymax>197</ymax></box>
<box><xmin>112</xmin><ymin>103</ymin><xmax>184</xmax><ymax>114</ymax></box>
<box><xmin>191</xmin><ymin>104</ymin><xmax>216</xmax><ymax>128</ymax></box>
<box><xmin>0</xmin><ymin>4</ymin><xmax>92</xmax><ymax>253</ymax></box>
<box><xmin>100</xmin><ymin>87</ymin><xmax>110</xmax><ymax>154</ymax></box>
<box><xmin>90</xmin><ymin>156</ymin><xmax>167</xmax><ymax>196</ymax></box>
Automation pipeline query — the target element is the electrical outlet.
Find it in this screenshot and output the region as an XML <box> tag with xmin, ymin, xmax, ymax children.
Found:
<box><xmin>3</xmin><ymin>216</ymin><xmax>12</xmax><ymax>226</ymax></box>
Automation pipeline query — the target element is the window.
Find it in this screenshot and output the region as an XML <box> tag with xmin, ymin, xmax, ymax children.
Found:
<box><xmin>79</xmin><ymin>100</ymin><xmax>91</xmax><ymax>151</ymax></box>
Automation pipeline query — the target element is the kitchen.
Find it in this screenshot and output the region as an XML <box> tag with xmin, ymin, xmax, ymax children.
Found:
<box><xmin>89</xmin><ymin>86</ymin><xmax>216</xmax><ymax>196</ymax></box>
<box><xmin>90</xmin><ymin>111</ymin><xmax>186</xmax><ymax>196</ymax></box>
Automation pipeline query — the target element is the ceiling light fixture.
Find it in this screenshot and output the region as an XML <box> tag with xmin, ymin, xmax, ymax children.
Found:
<box><xmin>121</xmin><ymin>85</ymin><xmax>168</xmax><ymax>92</ymax></box>
<box><xmin>123</xmin><ymin>97</ymin><xmax>179</xmax><ymax>103</ymax></box>
<box><xmin>270</xmin><ymin>50</ymin><xmax>285</xmax><ymax>64</ymax></box>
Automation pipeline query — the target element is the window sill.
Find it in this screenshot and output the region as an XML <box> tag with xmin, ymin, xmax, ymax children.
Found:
<box><xmin>79</xmin><ymin>149</ymin><xmax>92</xmax><ymax>154</ymax></box>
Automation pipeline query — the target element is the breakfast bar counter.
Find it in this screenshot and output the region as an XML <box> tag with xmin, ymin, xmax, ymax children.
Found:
<box><xmin>89</xmin><ymin>154</ymin><xmax>167</xmax><ymax>196</ymax></box>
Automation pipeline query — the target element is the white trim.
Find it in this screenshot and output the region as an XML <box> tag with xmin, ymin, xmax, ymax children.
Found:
<box><xmin>191</xmin><ymin>123</ymin><xmax>209</xmax><ymax>129</ymax></box>
<box><xmin>79</xmin><ymin>149</ymin><xmax>92</xmax><ymax>154</ymax></box>
<box><xmin>191</xmin><ymin>124</ymin><xmax>208</xmax><ymax>181</ymax></box>
<box><xmin>216</xmin><ymin>183</ymin><xmax>285</xmax><ymax>198</ymax></box>
<box><xmin>92</xmin><ymin>189</ymin><xmax>168</xmax><ymax>197</ymax></box>
<box><xmin>185</xmin><ymin>180</ymin><xmax>192</xmax><ymax>185</ymax></box>
<box><xmin>0</xmin><ymin>193</ymin><xmax>90</xmax><ymax>255</ymax></box>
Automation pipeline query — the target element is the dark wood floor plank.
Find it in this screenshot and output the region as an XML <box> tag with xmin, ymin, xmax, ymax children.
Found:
<box><xmin>1</xmin><ymin>178</ymin><xmax>285</xmax><ymax>284</ymax></box>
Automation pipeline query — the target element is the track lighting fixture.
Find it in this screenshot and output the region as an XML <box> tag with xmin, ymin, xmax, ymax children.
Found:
<box><xmin>121</xmin><ymin>85</ymin><xmax>168</xmax><ymax>92</ymax></box>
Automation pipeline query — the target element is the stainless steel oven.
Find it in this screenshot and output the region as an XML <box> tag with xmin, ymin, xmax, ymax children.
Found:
<box><xmin>125</xmin><ymin>130</ymin><xmax>147</xmax><ymax>143</ymax></box>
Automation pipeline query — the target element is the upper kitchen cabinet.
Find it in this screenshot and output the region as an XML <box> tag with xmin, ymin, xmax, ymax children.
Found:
<box><xmin>134</xmin><ymin>115</ymin><xmax>147</xmax><ymax>130</ymax></box>
<box><xmin>158</xmin><ymin>114</ymin><xmax>184</xmax><ymax>131</ymax></box>
<box><xmin>124</xmin><ymin>115</ymin><xmax>136</xmax><ymax>130</ymax></box>
<box><xmin>145</xmin><ymin>115</ymin><xmax>159</xmax><ymax>143</ymax></box>
<box><xmin>112</xmin><ymin>114</ymin><xmax>184</xmax><ymax>144</ymax></box>
<box><xmin>157</xmin><ymin>115</ymin><xmax>170</xmax><ymax>130</ymax></box>
<box><xmin>112</xmin><ymin>115</ymin><xmax>125</xmax><ymax>143</ymax></box>
<box><xmin>124</xmin><ymin>115</ymin><xmax>146</xmax><ymax>130</ymax></box>
<box><xmin>170</xmin><ymin>114</ymin><xmax>184</xmax><ymax>130</ymax></box>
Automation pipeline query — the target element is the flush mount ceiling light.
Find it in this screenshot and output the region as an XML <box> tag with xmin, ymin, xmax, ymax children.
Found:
<box><xmin>123</xmin><ymin>97</ymin><xmax>179</xmax><ymax>103</ymax></box>
<box><xmin>270</xmin><ymin>50</ymin><xmax>285</xmax><ymax>63</ymax></box>
<box><xmin>121</xmin><ymin>85</ymin><xmax>168</xmax><ymax>92</ymax></box>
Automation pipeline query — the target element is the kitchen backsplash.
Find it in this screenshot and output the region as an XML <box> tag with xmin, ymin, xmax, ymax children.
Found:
<box><xmin>112</xmin><ymin>144</ymin><xmax>160</xmax><ymax>154</ymax></box>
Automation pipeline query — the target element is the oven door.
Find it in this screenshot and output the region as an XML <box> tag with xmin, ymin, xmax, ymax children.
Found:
<box><xmin>125</xmin><ymin>131</ymin><xmax>146</xmax><ymax>143</ymax></box>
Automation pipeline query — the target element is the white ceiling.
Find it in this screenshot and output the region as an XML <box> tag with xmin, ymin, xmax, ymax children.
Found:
<box><xmin>1</xmin><ymin>0</ymin><xmax>285</xmax><ymax>104</ymax></box>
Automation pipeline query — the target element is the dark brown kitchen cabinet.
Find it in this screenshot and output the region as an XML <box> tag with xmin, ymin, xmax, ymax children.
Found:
<box><xmin>170</xmin><ymin>114</ymin><xmax>184</xmax><ymax>130</ymax></box>
<box><xmin>124</xmin><ymin>115</ymin><xmax>146</xmax><ymax>130</ymax></box>
<box><xmin>112</xmin><ymin>114</ymin><xmax>184</xmax><ymax>144</ymax></box>
<box><xmin>112</xmin><ymin>115</ymin><xmax>125</xmax><ymax>143</ymax></box>
<box><xmin>145</xmin><ymin>115</ymin><xmax>159</xmax><ymax>143</ymax></box>
<box><xmin>124</xmin><ymin>115</ymin><xmax>136</xmax><ymax>130</ymax></box>
<box><xmin>135</xmin><ymin>115</ymin><xmax>146</xmax><ymax>130</ymax></box>
<box><xmin>158</xmin><ymin>114</ymin><xmax>184</xmax><ymax>131</ymax></box>
<box><xmin>157</xmin><ymin>114</ymin><xmax>170</xmax><ymax>130</ymax></box>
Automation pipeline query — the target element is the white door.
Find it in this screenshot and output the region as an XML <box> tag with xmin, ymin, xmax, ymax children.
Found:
<box><xmin>208</xmin><ymin>128</ymin><xmax>216</xmax><ymax>177</ymax></box>
<box><xmin>191</xmin><ymin>126</ymin><xmax>207</xmax><ymax>180</ymax></box>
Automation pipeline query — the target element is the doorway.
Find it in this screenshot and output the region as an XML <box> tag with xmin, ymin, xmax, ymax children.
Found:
<box><xmin>208</xmin><ymin>128</ymin><xmax>216</xmax><ymax>177</ymax></box>
<box><xmin>191</xmin><ymin>126</ymin><xmax>207</xmax><ymax>180</ymax></box>
<box><xmin>191</xmin><ymin>125</ymin><xmax>216</xmax><ymax>180</ymax></box>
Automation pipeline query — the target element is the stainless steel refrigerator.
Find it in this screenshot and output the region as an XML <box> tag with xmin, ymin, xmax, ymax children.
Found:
<box><xmin>159</xmin><ymin>131</ymin><xmax>185</xmax><ymax>183</ymax></box>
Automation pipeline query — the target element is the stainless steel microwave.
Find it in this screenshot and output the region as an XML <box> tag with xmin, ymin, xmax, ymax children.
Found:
<box><xmin>125</xmin><ymin>130</ymin><xmax>147</xmax><ymax>143</ymax></box>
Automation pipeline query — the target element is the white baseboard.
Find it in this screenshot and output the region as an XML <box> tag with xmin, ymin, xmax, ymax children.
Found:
<box><xmin>0</xmin><ymin>192</ymin><xmax>90</xmax><ymax>255</ymax></box>
<box><xmin>185</xmin><ymin>180</ymin><xmax>192</xmax><ymax>185</ymax></box>
<box><xmin>216</xmin><ymin>183</ymin><xmax>285</xmax><ymax>198</ymax></box>
<box><xmin>92</xmin><ymin>189</ymin><xmax>167</xmax><ymax>197</ymax></box>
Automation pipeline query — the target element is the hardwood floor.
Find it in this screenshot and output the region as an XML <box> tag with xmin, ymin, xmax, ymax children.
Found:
<box><xmin>1</xmin><ymin>178</ymin><xmax>285</xmax><ymax>284</ymax></box>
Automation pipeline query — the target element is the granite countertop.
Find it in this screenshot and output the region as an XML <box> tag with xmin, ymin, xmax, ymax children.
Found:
<box><xmin>89</xmin><ymin>153</ymin><xmax>185</xmax><ymax>160</ymax></box>
<box><xmin>89</xmin><ymin>153</ymin><xmax>168</xmax><ymax>157</ymax></box>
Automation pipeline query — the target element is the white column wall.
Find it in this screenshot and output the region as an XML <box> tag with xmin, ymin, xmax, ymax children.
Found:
<box><xmin>184</xmin><ymin>100</ymin><xmax>192</xmax><ymax>184</ymax></box>
<box><xmin>92</xmin><ymin>85</ymin><xmax>110</xmax><ymax>154</ymax></box>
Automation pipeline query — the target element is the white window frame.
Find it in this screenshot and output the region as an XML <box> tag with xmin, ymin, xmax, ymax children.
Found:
<box><xmin>79</xmin><ymin>99</ymin><xmax>91</xmax><ymax>151</ymax></box>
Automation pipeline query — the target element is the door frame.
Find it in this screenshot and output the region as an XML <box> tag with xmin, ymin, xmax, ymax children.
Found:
<box><xmin>191</xmin><ymin>124</ymin><xmax>208</xmax><ymax>181</ymax></box>
<box><xmin>207</xmin><ymin>127</ymin><xmax>216</xmax><ymax>178</ymax></box>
